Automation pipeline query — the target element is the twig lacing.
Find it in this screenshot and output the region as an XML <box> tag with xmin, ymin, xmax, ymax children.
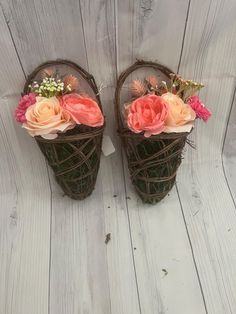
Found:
<box><xmin>115</xmin><ymin>60</ymin><xmax>190</xmax><ymax>204</ymax></box>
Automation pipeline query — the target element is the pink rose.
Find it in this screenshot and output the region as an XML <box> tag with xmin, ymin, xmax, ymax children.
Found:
<box><xmin>187</xmin><ymin>96</ymin><xmax>211</xmax><ymax>122</ymax></box>
<box><xmin>15</xmin><ymin>93</ymin><xmax>36</xmax><ymax>123</ymax></box>
<box><xmin>60</xmin><ymin>93</ymin><xmax>104</xmax><ymax>127</ymax></box>
<box><xmin>127</xmin><ymin>94</ymin><xmax>168</xmax><ymax>137</ymax></box>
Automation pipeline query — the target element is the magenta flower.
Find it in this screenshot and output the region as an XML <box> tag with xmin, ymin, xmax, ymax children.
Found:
<box><xmin>15</xmin><ymin>93</ymin><xmax>36</xmax><ymax>123</ymax></box>
<box><xmin>187</xmin><ymin>95</ymin><xmax>211</xmax><ymax>122</ymax></box>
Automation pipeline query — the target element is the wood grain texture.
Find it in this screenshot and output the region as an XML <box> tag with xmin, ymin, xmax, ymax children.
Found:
<box><xmin>49</xmin><ymin>169</ymin><xmax>112</xmax><ymax>314</ymax></box>
<box><xmin>1</xmin><ymin>0</ymin><xmax>88</xmax><ymax>73</ymax></box>
<box><xmin>80</xmin><ymin>0</ymin><xmax>116</xmax><ymax>85</ymax></box>
<box><xmin>116</xmin><ymin>0</ymin><xmax>207</xmax><ymax>313</ymax></box>
<box><xmin>177</xmin><ymin>0</ymin><xmax>236</xmax><ymax>312</ymax></box>
<box><xmin>123</xmin><ymin>177</ymin><xmax>207</xmax><ymax>314</ymax></box>
<box><xmin>179</xmin><ymin>0</ymin><xmax>236</xmax><ymax>160</ymax></box>
<box><xmin>0</xmin><ymin>8</ymin><xmax>51</xmax><ymax>314</ymax></box>
<box><xmin>115</xmin><ymin>0</ymin><xmax>190</xmax><ymax>72</ymax></box>
<box><xmin>0</xmin><ymin>7</ymin><xmax>24</xmax><ymax>95</ymax></box>
<box><xmin>223</xmin><ymin>86</ymin><xmax>236</xmax><ymax>199</ymax></box>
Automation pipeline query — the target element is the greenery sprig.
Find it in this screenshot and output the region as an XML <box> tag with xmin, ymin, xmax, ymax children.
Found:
<box><xmin>130</xmin><ymin>73</ymin><xmax>204</xmax><ymax>102</ymax></box>
<box><xmin>169</xmin><ymin>73</ymin><xmax>204</xmax><ymax>101</ymax></box>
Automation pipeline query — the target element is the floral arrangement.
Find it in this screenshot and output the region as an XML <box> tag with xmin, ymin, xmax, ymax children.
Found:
<box><xmin>125</xmin><ymin>74</ymin><xmax>211</xmax><ymax>137</ymax></box>
<box><xmin>15</xmin><ymin>69</ymin><xmax>104</xmax><ymax>139</ymax></box>
<box><xmin>115</xmin><ymin>61</ymin><xmax>212</xmax><ymax>204</ymax></box>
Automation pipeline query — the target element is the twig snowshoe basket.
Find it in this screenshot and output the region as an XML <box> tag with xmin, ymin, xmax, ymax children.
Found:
<box><xmin>24</xmin><ymin>60</ymin><xmax>105</xmax><ymax>200</ymax></box>
<box><xmin>115</xmin><ymin>60</ymin><xmax>189</xmax><ymax>204</ymax></box>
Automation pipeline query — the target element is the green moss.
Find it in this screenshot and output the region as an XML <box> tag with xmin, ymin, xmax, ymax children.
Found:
<box><xmin>36</xmin><ymin>127</ymin><xmax>102</xmax><ymax>199</ymax></box>
<box><xmin>127</xmin><ymin>137</ymin><xmax>186</xmax><ymax>204</ymax></box>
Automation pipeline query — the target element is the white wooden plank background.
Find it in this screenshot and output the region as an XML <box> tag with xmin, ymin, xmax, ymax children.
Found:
<box><xmin>0</xmin><ymin>104</ymin><xmax>51</xmax><ymax>314</ymax></box>
<box><xmin>177</xmin><ymin>0</ymin><xmax>236</xmax><ymax>313</ymax></box>
<box><xmin>0</xmin><ymin>5</ymin><xmax>51</xmax><ymax>314</ymax></box>
<box><xmin>223</xmin><ymin>87</ymin><xmax>236</xmax><ymax>200</ymax></box>
<box><xmin>0</xmin><ymin>0</ymin><xmax>236</xmax><ymax>313</ymax></box>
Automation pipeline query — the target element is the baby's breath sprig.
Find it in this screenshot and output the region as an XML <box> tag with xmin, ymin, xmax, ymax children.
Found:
<box><xmin>29</xmin><ymin>77</ymin><xmax>70</xmax><ymax>97</ymax></box>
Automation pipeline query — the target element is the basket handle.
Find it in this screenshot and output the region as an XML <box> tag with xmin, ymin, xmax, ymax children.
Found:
<box><xmin>114</xmin><ymin>60</ymin><xmax>173</xmax><ymax>131</ymax></box>
<box><xmin>23</xmin><ymin>59</ymin><xmax>103</xmax><ymax>112</ymax></box>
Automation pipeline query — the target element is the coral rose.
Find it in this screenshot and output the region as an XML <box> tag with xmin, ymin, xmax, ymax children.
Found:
<box><xmin>187</xmin><ymin>95</ymin><xmax>211</xmax><ymax>122</ymax></box>
<box><xmin>161</xmin><ymin>92</ymin><xmax>196</xmax><ymax>133</ymax></box>
<box><xmin>60</xmin><ymin>93</ymin><xmax>104</xmax><ymax>127</ymax></box>
<box><xmin>127</xmin><ymin>94</ymin><xmax>168</xmax><ymax>137</ymax></box>
<box><xmin>23</xmin><ymin>96</ymin><xmax>75</xmax><ymax>139</ymax></box>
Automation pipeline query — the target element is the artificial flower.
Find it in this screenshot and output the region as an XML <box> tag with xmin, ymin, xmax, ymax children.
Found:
<box><xmin>15</xmin><ymin>93</ymin><xmax>36</xmax><ymax>123</ymax></box>
<box><xmin>40</xmin><ymin>68</ymin><xmax>54</xmax><ymax>79</ymax></box>
<box><xmin>187</xmin><ymin>95</ymin><xmax>211</xmax><ymax>122</ymax></box>
<box><xmin>131</xmin><ymin>79</ymin><xmax>146</xmax><ymax>97</ymax></box>
<box><xmin>146</xmin><ymin>76</ymin><xmax>158</xmax><ymax>88</ymax></box>
<box><xmin>60</xmin><ymin>93</ymin><xmax>104</xmax><ymax>127</ymax></box>
<box><xmin>127</xmin><ymin>94</ymin><xmax>168</xmax><ymax>137</ymax></box>
<box><xmin>30</xmin><ymin>78</ymin><xmax>64</xmax><ymax>97</ymax></box>
<box><xmin>23</xmin><ymin>96</ymin><xmax>75</xmax><ymax>139</ymax></box>
<box><xmin>63</xmin><ymin>75</ymin><xmax>79</xmax><ymax>91</ymax></box>
<box><xmin>161</xmin><ymin>92</ymin><xmax>196</xmax><ymax>133</ymax></box>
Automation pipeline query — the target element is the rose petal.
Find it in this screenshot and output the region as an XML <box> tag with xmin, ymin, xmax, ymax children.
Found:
<box><xmin>23</xmin><ymin>96</ymin><xmax>76</xmax><ymax>137</ymax></box>
<box><xmin>60</xmin><ymin>93</ymin><xmax>104</xmax><ymax>127</ymax></box>
<box><xmin>127</xmin><ymin>94</ymin><xmax>168</xmax><ymax>136</ymax></box>
<box><xmin>161</xmin><ymin>93</ymin><xmax>196</xmax><ymax>127</ymax></box>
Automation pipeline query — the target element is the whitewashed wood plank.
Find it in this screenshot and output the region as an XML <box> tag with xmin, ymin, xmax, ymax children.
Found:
<box><xmin>0</xmin><ymin>97</ymin><xmax>51</xmax><ymax>314</ymax></box>
<box><xmin>80</xmin><ymin>0</ymin><xmax>116</xmax><ymax>85</ymax></box>
<box><xmin>49</xmin><ymin>171</ymin><xmax>112</xmax><ymax>314</ymax></box>
<box><xmin>124</xmin><ymin>180</ymin><xmax>207</xmax><ymax>314</ymax></box>
<box><xmin>0</xmin><ymin>7</ymin><xmax>51</xmax><ymax>314</ymax></box>
<box><xmin>116</xmin><ymin>0</ymin><xmax>191</xmax><ymax>72</ymax></box>
<box><xmin>179</xmin><ymin>0</ymin><xmax>236</xmax><ymax>159</ymax></box>
<box><xmin>223</xmin><ymin>86</ymin><xmax>236</xmax><ymax>199</ymax></box>
<box><xmin>1</xmin><ymin>0</ymin><xmax>88</xmax><ymax>73</ymax></box>
<box><xmin>0</xmin><ymin>8</ymin><xmax>24</xmax><ymax>96</ymax></box>
<box><xmin>116</xmin><ymin>1</ymin><xmax>207</xmax><ymax>313</ymax></box>
<box><xmin>177</xmin><ymin>161</ymin><xmax>236</xmax><ymax>314</ymax></box>
<box><xmin>177</xmin><ymin>0</ymin><xmax>236</xmax><ymax>312</ymax></box>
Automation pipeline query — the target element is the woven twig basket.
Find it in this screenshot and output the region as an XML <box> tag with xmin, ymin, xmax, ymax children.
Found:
<box><xmin>115</xmin><ymin>60</ymin><xmax>189</xmax><ymax>204</ymax></box>
<box><xmin>24</xmin><ymin>60</ymin><xmax>105</xmax><ymax>200</ymax></box>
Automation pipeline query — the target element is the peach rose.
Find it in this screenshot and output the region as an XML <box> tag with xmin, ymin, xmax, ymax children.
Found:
<box><xmin>127</xmin><ymin>94</ymin><xmax>168</xmax><ymax>137</ymax></box>
<box><xmin>161</xmin><ymin>92</ymin><xmax>196</xmax><ymax>133</ymax></box>
<box><xmin>60</xmin><ymin>93</ymin><xmax>104</xmax><ymax>127</ymax></box>
<box><xmin>23</xmin><ymin>96</ymin><xmax>75</xmax><ymax>139</ymax></box>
